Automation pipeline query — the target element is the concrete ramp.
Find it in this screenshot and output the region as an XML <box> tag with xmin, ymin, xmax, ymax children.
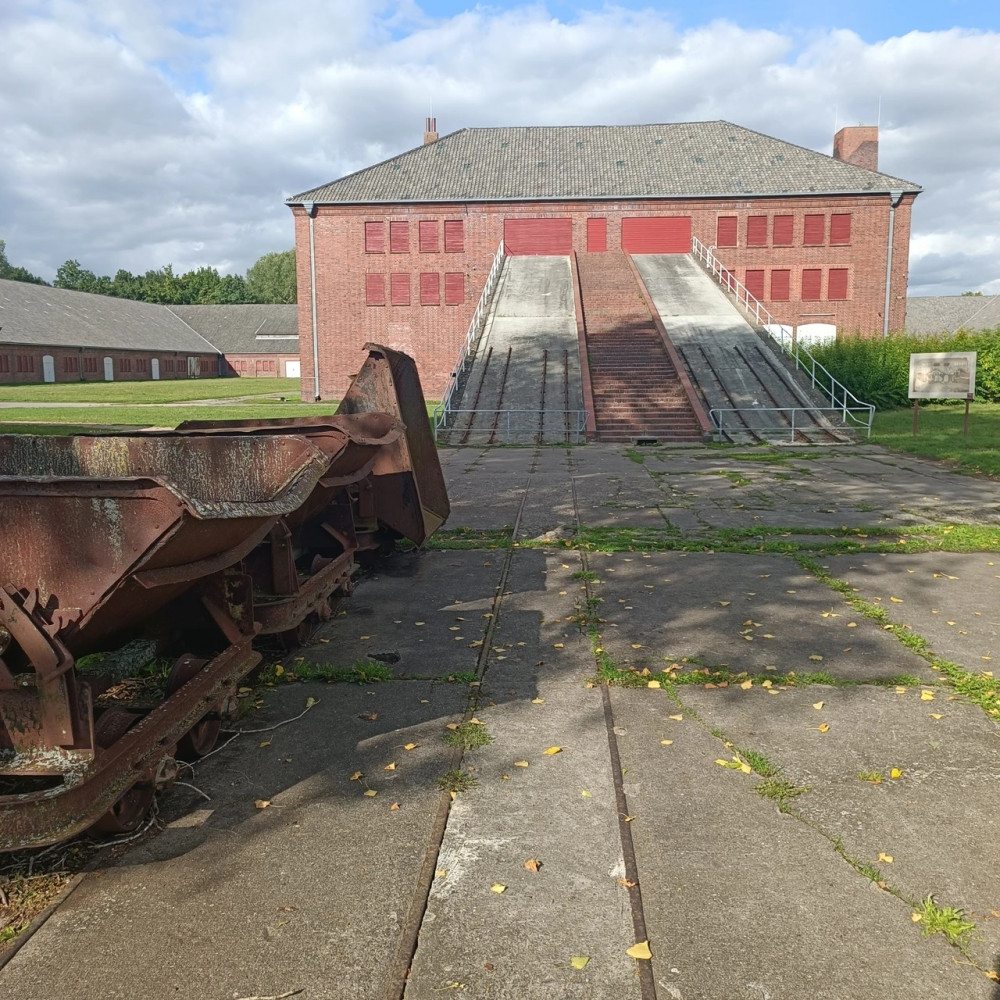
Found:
<box><xmin>634</xmin><ymin>255</ymin><xmax>853</xmax><ymax>443</ymax></box>
<box><xmin>442</xmin><ymin>257</ymin><xmax>585</xmax><ymax>444</ymax></box>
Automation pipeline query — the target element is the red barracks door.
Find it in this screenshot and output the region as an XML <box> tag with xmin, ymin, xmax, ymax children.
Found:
<box><xmin>503</xmin><ymin>218</ymin><xmax>573</xmax><ymax>255</ymax></box>
<box><xmin>621</xmin><ymin>217</ymin><xmax>692</xmax><ymax>253</ymax></box>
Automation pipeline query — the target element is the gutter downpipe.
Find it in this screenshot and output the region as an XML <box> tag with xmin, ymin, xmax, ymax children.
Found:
<box><xmin>882</xmin><ymin>190</ymin><xmax>904</xmax><ymax>340</ymax></box>
<box><xmin>304</xmin><ymin>200</ymin><xmax>321</xmax><ymax>399</ymax></box>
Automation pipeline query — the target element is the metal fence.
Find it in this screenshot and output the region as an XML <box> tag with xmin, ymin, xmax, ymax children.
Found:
<box><xmin>435</xmin><ymin>408</ymin><xmax>589</xmax><ymax>444</ymax></box>
<box><xmin>708</xmin><ymin>406</ymin><xmax>873</xmax><ymax>443</ymax></box>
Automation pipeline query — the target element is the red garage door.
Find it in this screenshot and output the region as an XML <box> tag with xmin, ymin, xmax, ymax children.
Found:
<box><xmin>503</xmin><ymin>218</ymin><xmax>573</xmax><ymax>255</ymax></box>
<box><xmin>621</xmin><ymin>217</ymin><xmax>692</xmax><ymax>254</ymax></box>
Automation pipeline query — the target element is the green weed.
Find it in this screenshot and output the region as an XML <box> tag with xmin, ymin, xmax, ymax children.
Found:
<box><xmin>444</xmin><ymin>722</ymin><xmax>493</xmax><ymax>750</ymax></box>
<box><xmin>438</xmin><ymin>769</ymin><xmax>477</xmax><ymax>793</ymax></box>
<box><xmin>914</xmin><ymin>896</ymin><xmax>976</xmax><ymax>948</ymax></box>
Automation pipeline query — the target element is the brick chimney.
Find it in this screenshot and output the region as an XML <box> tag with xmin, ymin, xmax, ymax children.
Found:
<box><xmin>833</xmin><ymin>125</ymin><xmax>878</xmax><ymax>172</ymax></box>
<box><xmin>423</xmin><ymin>116</ymin><xmax>438</xmax><ymax>145</ymax></box>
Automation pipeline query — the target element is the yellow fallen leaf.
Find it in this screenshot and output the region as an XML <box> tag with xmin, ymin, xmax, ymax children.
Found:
<box><xmin>740</xmin><ymin>679</ymin><xmax>753</xmax><ymax>690</ymax></box>
<box><xmin>890</xmin><ymin>597</ymin><xmax>903</xmax><ymax>603</ymax></box>
<box><xmin>553</xmin><ymin>643</ymin><xmax>564</xmax><ymax>649</ymax></box>
<box><xmin>414</xmin><ymin>621</ymin><xmax>425</xmax><ymax>626</ymax></box>
<box><xmin>816</xmin><ymin>723</ymin><xmax>830</xmax><ymax>732</ymax></box>
<box><xmin>363</xmin><ymin>789</ymin><xmax>378</xmax><ymax>797</ymax></box>
<box><xmin>524</xmin><ymin>859</ymin><xmax>541</xmax><ymax>872</ymax></box>
<box><xmin>390</xmin><ymin>802</ymin><xmax>400</xmax><ymax>811</ymax></box>
<box><xmin>626</xmin><ymin>940</ymin><xmax>652</xmax><ymax>960</ymax></box>
<box><xmin>647</xmin><ymin>680</ymin><xmax>661</xmax><ymax>689</ymax></box>
<box><xmin>350</xmin><ymin>771</ymin><xmax>363</xmax><ymax>781</ymax></box>
<box><xmin>259</xmin><ymin>741</ymin><xmax>271</xmax><ymax>748</ymax></box>
<box><xmin>890</xmin><ymin>768</ymin><xmax>903</xmax><ymax>779</ymax></box>
<box><xmin>531</xmin><ymin>698</ymin><xmax>545</xmax><ymax>705</ymax></box>
<box><xmin>274</xmin><ymin>664</ymin><xmax>284</xmax><ymax>676</ymax></box>
<box><xmin>739</xmin><ymin>763</ymin><xmax>752</xmax><ymax>774</ymax></box>
<box><xmin>878</xmin><ymin>852</ymin><xmax>894</xmax><ymax>863</ymax></box>
<box><xmin>718</xmin><ymin>601</ymin><xmax>731</xmax><ymax>606</ymax></box>
<box><xmin>920</xmin><ymin>690</ymin><xmax>935</xmax><ymax>701</ymax></box>
<box><xmin>929</xmin><ymin>713</ymin><xmax>943</xmax><ymax>720</ymax></box>
<box><xmin>254</xmin><ymin>799</ymin><xmax>271</xmax><ymax>809</ymax></box>
<box><xmin>761</xmin><ymin>679</ymin><xmax>773</xmax><ymax>689</ymax></box>
<box><xmin>501</xmin><ymin>774</ymin><xmax>511</xmax><ymax>780</ymax></box>
<box><xmin>403</xmin><ymin>743</ymin><xmax>419</xmax><ymax>751</ymax></box>
<box><xmin>809</xmin><ymin>654</ymin><xmax>823</xmax><ymax>662</ymax></box>
<box><xmin>631</xmin><ymin>644</ymin><xmax>643</xmax><ymax>649</ymax></box>
<box><xmin>513</xmin><ymin>760</ymin><xmax>529</xmax><ymax>767</ymax></box>
<box><xmin>812</xmin><ymin>701</ymin><xmax>824</xmax><ymax>710</ymax></box>
<box><xmin>581</xmin><ymin>790</ymin><xmax>592</xmax><ymax>797</ymax></box>
<box><xmin>912</xmin><ymin>912</ymin><xmax>923</xmax><ymax>923</ymax></box>
<box><xmin>305</xmin><ymin>696</ymin><xmax>317</xmax><ymax>708</ymax></box>
<box><xmin>987</xmin><ymin>970</ymin><xmax>1000</xmax><ymax>982</ymax></box>
<box><xmin>384</xmin><ymin>762</ymin><xmax>397</xmax><ymax>771</ymax></box>
<box><xmin>660</xmin><ymin>739</ymin><xmax>674</xmax><ymax>746</ymax></box>
<box><xmin>668</xmin><ymin>714</ymin><xmax>683</xmax><ymax>721</ymax></box>
<box><xmin>469</xmin><ymin>717</ymin><xmax>485</xmax><ymax>725</ymax></box>
<box><xmin>490</xmin><ymin>883</ymin><xmax>507</xmax><ymax>894</ymax></box>
<box><xmin>570</xmin><ymin>956</ymin><xmax>590</xmax><ymax>970</ymax></box>
<box><xmin>543</xmin><ymin>746</ymin><xmax>562</xmax><ymax>755</ymax></box>
<box><xmin>435</xmin><ymin>869</ymin><xmax>447</xmax><ymax>878</ymax></box>
<box><xmin>445</xmin><ymin>723</ymin><xmax>460</xmax><ymax>730</ymax></box>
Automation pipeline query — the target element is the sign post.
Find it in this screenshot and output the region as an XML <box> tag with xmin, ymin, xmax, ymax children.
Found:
<box><xmin>908</xmin><ymin>352</ymin><xmax>977</xmax><ymax>437</ymax></box>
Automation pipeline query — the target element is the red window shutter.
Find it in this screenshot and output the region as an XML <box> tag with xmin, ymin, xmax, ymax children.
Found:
<box><xmin>828</xmin><ymin>268</ymin><xmax>849</xmax><ymax>300</ymax></box>
<box><xmin>803</xmin><ymin>215</ymin><xmax>825</xmax><ymax>245</ymax></box>
<box><xmin>420</xmin><ymin>272</ymin><xmax>440</xmax><ymax>305</ymax></box>
<box><xmin>717</xmin><ymin>217</ymin><xmax>737</xmax><ymax>247</ymax></box>
<box><xmin>0</xmin><ymin>355</ymin><xmax>8</xmax><ymax>373</ymax></box>
<box><xmin>444</xmin><ymin>220</ymin><xmax>464</xmax><ymax>252</ymax></box>
<box><xmin>587</xmin><ymin>218</ymin><xmax>607</xmax><ymax>252</ymax></box>
<box><xmin>771</xmin><ymin>270</ymin><xmax>790</xmax><ymax>301</ymax></box>
<box><xmin>745</xmin><ymin>269</ymin><xmax>765</xmax><ymax>301</ymax></box>
<box><xmin>364</xmin><ymin>222</ymin><xmax>385</xmax><ymax>253</ymax></box>
<box><xmin>503</xmin><ymin>218</ymin><xmax>573</xmax><ymax>254</ymax></box>
<box><xmin>621</xmin><ymin>217</ymin><xmax>691</xmax><ymax>253</ymax></box>
<box><xmin>390</xmin><ymin>273</ymin><xmax>410</xmax><ymax>306</ymax></box>
<box><xmin>389</xmin><ymin>221</ymin><xmax>410</xmax><ymax>253</ymax></box>
<box><xmin>772</xmin><ymin>215</ymin><xmax>793</xmax><ymax>246</ymax></box>
<box><xmin>746</xmin><ymin>216</ymin><xmax>768</xmax><ymax>247</ymax></box>
<box><xmin>419</xmin><ymin>221</ymin><xmax>439</xmax><ymax>253</ymax></box>
<box><xmin>365</xmin><ymin>273</ymin><xmax>385</xmax><ymax>306</ymax></box>
<box><xmin>830</xmin><ymin>214</ymin><xmax>852</xmax><ymax>245</ymax></box>
<box><xmin>445</xmin><ymin>272</ymin><xmax>464</xmax><ymax>305</ymax></box>
<box><xmin>801</xmin><ymin>268</ymin><xmax>822</xmax><ymax>300</ymax></box>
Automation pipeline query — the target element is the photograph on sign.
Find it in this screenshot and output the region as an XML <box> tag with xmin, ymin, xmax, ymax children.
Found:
<box><xmin>908</xmin><ymin>352</ymin><xmax>977</xmax><ymax>400</ymax></box>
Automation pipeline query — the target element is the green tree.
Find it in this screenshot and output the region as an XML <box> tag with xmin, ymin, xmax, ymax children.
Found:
<box><xmin>54</xmin><ymin>259</ymin><xmax>111</xmax><ymax>294</ymax></box>
<box><xmin>246</xmin><ymin>250</ymin><xmax>296</xmax><ymax>303</ymax></box>
<box><xmin>0</xmin><ymin>240</ymin><xmax>48</xmax><ymax>285</ymax></box>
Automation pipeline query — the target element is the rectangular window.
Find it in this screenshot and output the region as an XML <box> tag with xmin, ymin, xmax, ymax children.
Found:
<box><xmin>445</xmin><ymin>272</ymin><xmax>465</xmax><ymax>305</ymax></box>
<box><xmin>0</xmin><ymin>355</ymin><xmax>9</xmax><ymax>374</ymax></box>
<box><xmin>418</xmin><ymin>220</ymin><xmax>439</xmax><ymax>253</ymax></box>
<box><xmin>830</xmin><ymin>213</ymin><xmax>852</xmax><ymax>245</ymax></box>
<box><xmin>161</xmin><ymin>358</ymin><xmax>174</xmax><ymax>373</ymax></box>
<box><xmin>744</xmin><ymin>269</ymin><xmax>765</xmax><ymax>301</ymax></box>
<box><xmin>366</xmin><ymin>273</ymin><xmax>386</xmax><ymax>306</ymax></box>
<box><xmin>444</xmin><ymin>220</ymin><xmax>464</xmax><ymax>252</ymax></box>
<box><xmin>390</xmin><ymin>273</ymin><xmax>410</xmax><ymax>306</ymax></box>
<box><xmin>587</xmin><ymin>218</ymin><xmax>607</xmax><ymax>252</ymax></box>
<box><xmin>770</xmin><ymin>270</ymin><xmax>790</xmax><ymax>301</ymax></box>
<box><xmin>803</xmin><ymin>214</ymin><xmax>825</xmax><ymax>245</ymax></box>
<box><xmin>83</xmin><ymin>356</ymin><xmax>98</xmax><ymax>373</ymax></box>
<box><xmin>828</xmin><ymin>268</ymin><xmax>849</xmax><ymax>300</ymax></box>
<box><xmin>801</xmin><ymin>268</ymin><xmax>823</xmax><ymax>300</ymax></box>
<box><xmin>746</xmin><ymin>216</ymin><xmax>768</xmax><ymax>247</ymax></box>
<box><xmin>136</xmin><ymin>357</ymin><xmax>147</xmax><ymax>372</ymax></box>
<box><xmin>419</xmin><ymin>272</ymin><xmax>440</xmax><ymax>305</ymax></box>
<box><xmin>364</xmin><ymin>221</ymin><xmax>385</xmax><ymax>253</ymax></box>
<box><xmin>389</xmin><ymin>221</ymin><xmax>410</xmax><ymax>253</ymax></box>
<box><xmin>16</xmin><ymin>355</ymin><xmax>34</xmax><ymax>373</ymax></box>
<box><xmin>716</xmin><ymin>216</ymin><xmax>738</xmax><ymax>247</ymax></box>
<box><xmin>772</xmin><ymin>215</ymin><xmax>793</xmax><ymax>246</ymax></box>
<box><xmin>63</xmin><ymin>356</ymin><xmax>79</xmax><ymax>372</ymax></box>
<box><xmin>119</xmin><ymin>357</ymin><xmax>133</xmax><ymax>372</ymax></box>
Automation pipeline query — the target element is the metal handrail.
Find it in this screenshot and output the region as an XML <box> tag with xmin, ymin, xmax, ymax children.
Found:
<box><xmin>690</xmin><ymin>236</ymin><xmax>874</xmax><ymax>437</ymax></box>
<box><xmin>431</xmin><ymin>241</ymin><xmax>505</xmax><ymax>429</ymax></box>
<box><xmin>708</xmin><ymin>406</ymin><xmax>872</xmax><ymax>443</ymax></box>
<box><xmin>435</xmin><ymin>408</ymin><xmax>589</xmax><ymax>444</ymax></box>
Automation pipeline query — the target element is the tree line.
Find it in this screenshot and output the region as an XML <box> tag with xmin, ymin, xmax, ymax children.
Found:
<box><xmin>0</xmin><ymin>241</ymin><xmax>296</xmax><ymax>305</ymax></box>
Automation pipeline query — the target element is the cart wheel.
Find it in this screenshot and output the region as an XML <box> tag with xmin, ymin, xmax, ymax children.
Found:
<box><xmin>167</xmin><ymin>655</ymin><xmax>223</xmax><ymax>760</ymax></box>
<box><xmin>92</xmin><ymin>708</ymin><xmax>156</xmax><ymax>834</ymax></box>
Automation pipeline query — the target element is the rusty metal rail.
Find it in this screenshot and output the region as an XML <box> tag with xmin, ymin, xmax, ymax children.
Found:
<box><xmin>0</xmin><ymin>344</ymin><xmax>449</xmax><ymax>851</ymax></box>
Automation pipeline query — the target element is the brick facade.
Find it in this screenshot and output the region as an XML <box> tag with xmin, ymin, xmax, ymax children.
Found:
<box><xmin>0</xmin><ymin>345</ymin><xmax>219</xmax><ymax>385</ymax></box>
<box><xmin>293</xmin><ymin>191</ymin><xmax>915</xmax><ymax>401</ymax></box>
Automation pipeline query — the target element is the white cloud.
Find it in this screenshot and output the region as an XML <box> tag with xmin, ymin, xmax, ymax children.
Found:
<box><xmin>1</xmin><ymin>2</ymin><xmax>997</xmax><ymax>295</ymax></box>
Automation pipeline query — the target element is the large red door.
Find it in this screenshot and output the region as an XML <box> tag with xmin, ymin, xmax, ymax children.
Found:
<box><xmin>621</xmin><ymin>217</ymin><xmax>692</xmax><ymax>253</ymax></box>
<box><xmin>503</xmin><ymin>218</ymin><xmax>573</xmax><ymax>255</ymax></box>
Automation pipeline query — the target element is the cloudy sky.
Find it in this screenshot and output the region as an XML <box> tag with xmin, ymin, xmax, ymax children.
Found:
<box><xmin>2</xmin><ymin>0</ymin><xmax>998</xmax><ymax>295</ymax></box>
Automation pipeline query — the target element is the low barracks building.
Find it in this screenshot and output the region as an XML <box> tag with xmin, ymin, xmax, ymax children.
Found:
<box><xmin>287</xmin><ymin>120</ymin><xmax>921</xmax><ymax>400</ymax></box>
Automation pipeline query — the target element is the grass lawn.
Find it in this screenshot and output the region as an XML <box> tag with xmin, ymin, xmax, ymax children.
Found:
<box><xmin>0</xmin><ymin>377</ymin><xmax>301</xmax><ymax>404</ymax></box>
<box><xmin>872</xmin><ymin>402</ymin><xmax>1000</xmax><ymax>477</ymax></box>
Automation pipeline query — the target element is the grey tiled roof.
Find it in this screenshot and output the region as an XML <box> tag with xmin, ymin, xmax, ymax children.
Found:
<box><xmin>0</xmin><ymin>280</ymin><xmax>219</xmax><ymax>354</ymax></box>
<box><xmin>288</xmin><ymin>121</ymin><xmax>921</xmax><ymax>205</ymax></box>
<box><xmin>169</xmin><ymin>304</ymin><xmax>299</xmax><ymax>354</ymax></box>
<box><xmin>906</xmin><ymin>295</ymin><xmax>1000</xmax><ymax>335</ymax></box>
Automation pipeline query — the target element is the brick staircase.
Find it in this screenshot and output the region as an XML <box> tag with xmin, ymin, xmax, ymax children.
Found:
<box><xmin>577</xmin><ymin>252</ymin><xmax>702</xmax><ymax>442</ymax></box>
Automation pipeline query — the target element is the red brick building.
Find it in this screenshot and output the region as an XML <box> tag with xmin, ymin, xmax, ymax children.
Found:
<box><xmin>287</xmin><ymin>120</ymin><xmax>921</xmax><ymax>400</ymax></box>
